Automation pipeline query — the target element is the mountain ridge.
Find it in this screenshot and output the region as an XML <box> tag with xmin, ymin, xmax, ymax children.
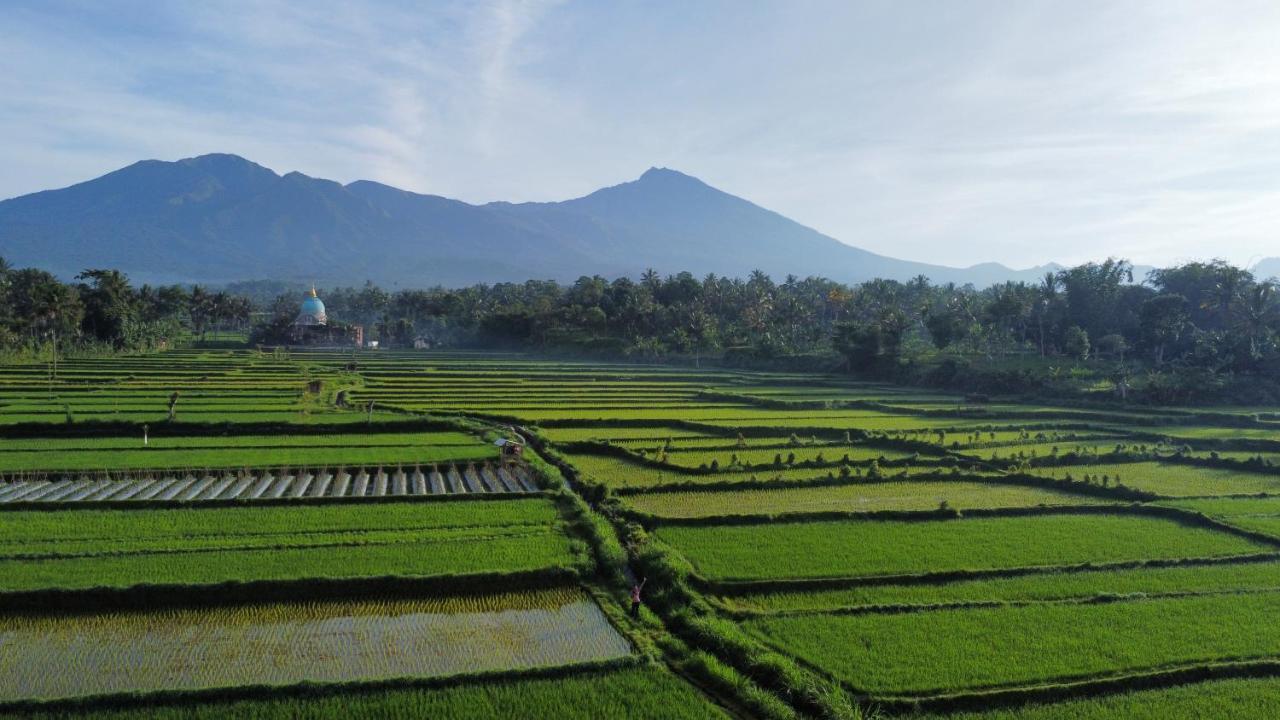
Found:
<box><xmin>0</xmin><ymin>153</ymin><xmax>1081</xmax><ymax>287</ymax></box>
<box><xmin>1254</xmin><ymin>258</ymin><xmax>1280</xmax><ymax>280</ymax></box>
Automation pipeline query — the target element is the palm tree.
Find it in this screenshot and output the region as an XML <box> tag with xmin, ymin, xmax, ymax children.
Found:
<box><xmin>1235</xmin><ymin>282</ymin><xmax>1279</xmax><ymax>360</ymax></box>
<box><xmin>209</xmin><ymin>291</ymin><xmax>231</xmax><ymax>339</ymax></box>
<box><xmin>189</xmin><ymin>286</ymin><xmax>212</xmax><ymax>341</ymax></box>
<box><xmin>1202</xmin><ymin>265</ymin><xmax>1251</xmax><ymax>326</ymax></box>
<box><xmin>30</xmin><ymin>279</ymin><xmax>75</xmax><ymax>390</ymax></box>
<box><xmin>1035</xmin><ymin>272</ymin><xmax>1060</xmax><ymax>356</ymax></box>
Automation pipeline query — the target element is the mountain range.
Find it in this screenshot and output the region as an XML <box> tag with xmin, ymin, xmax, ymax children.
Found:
<box><xmin>0</xmin><ymin>153</ymin><xmax>1265</xmax><ymax>288</ymax></box>
<box><xmin>1254</xmin><ymin>257</ymin><xmax>1280</xmax><ymax>281</ymax></box>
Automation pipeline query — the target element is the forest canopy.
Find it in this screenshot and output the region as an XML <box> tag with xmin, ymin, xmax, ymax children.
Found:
<box><xmin>1</xmin><ymin>256</ymin><xmax>1276</xmax><ymax>404</ymax></box>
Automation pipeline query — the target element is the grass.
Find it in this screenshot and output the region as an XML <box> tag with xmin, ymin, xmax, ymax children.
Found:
<box><xmin>0</xmin><ymin>587</ymin><xmax>631</xmax><ymax>700</ymax></box>
<box><xmin>744</xmin><ymin>591</ymin><xmax>1280</xmax><ymax>694</ymax></box>
<box><xmin>1032</xmin><ymin>462</ymin><xmax>1280</xmax><ymax>497</ymax></box>
<box><xmin>655</xmin><ymin>513</ymin><xmax>1266</xmax><ymax>581</ymax></box>
<box><xmin>624</xmin><ymin>481</ymin><xmax>1114</xmax><ymax>518</ymax></box>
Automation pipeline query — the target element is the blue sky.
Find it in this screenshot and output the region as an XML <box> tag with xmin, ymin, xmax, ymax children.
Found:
<box><xmin>2</xmin><ymin>1</ymin><xmax>1278</xmax><ymax>268</ymax></box>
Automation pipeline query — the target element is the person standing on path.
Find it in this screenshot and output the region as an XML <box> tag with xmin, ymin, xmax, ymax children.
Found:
<box><xmin>630</xmin><ymin>577</ymin><xmax>647</xmax><ymax>618</ymax></box>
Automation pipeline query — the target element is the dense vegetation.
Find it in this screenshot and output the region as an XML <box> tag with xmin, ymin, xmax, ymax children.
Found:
<box><xmin>4</xmin><ymin>255</ymin><xmax>1278</xmax><ymax>403</ymax></box>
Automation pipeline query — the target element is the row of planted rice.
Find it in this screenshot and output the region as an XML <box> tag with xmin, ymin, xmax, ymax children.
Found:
<box><xmin>0</xmin><ymin>349</ymin><xmax>365</xmax><ymax>424</ymax></box>
<box><xmin>506</xmin><ymin>355</ymin><xmax>1280</xmax><ymax>716</ymax></box>
<box><xmin>0</xmin><ymin>351</ymin><xmax>697</xmax><ymax>716</ymax></box>
<box><xmin>6</xmin><ymin>350</ymin><xmax>1279</xmax><ymax>717</ymax></box>
<box><xmin>0</xmin><ymin>498</ymin><xmax>581</xmax><ymax>591</ymax></box>
<box><xmin>0</xmin><ymin>461</ymin><xmax>538</xmax><ymax>504</ymax></box>
<box><xmin>0</xmin><ymin>430</ymin><xmax>497</xmax><ymax>473</ymax></box>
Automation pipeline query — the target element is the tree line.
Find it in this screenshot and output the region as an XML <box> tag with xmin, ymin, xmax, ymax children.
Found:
<box><xmin>3</xmin><ymin>255</ymin><xmax>1276</xmax><ymax>402</ymax></box>
<box><xmin>0</xmin><ymin>259</ymin><xmax>252</xmax><ymax>353</ymax></box>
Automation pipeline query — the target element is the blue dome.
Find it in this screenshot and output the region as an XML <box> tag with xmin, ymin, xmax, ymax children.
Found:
<box><xmin>300</xmin><ymin>296</ymin><xmax>325</xmax><ymax>316</ymax></box>
<box><xmin>295</xmin><ymin>289</ymin><xmax>328</xmax><ymax>326</ymax></box>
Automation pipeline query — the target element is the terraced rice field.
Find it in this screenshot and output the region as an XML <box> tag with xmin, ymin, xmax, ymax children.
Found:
<box><xmin>656</xmin><ymin>444</ymin><xmax>920</xmax><ymax>469</ymax></box>
<box><xmin>0</xmin><ymin>431</ymin><xmax>495</xmax><ymax>472</ymax></box>
<box><xmin>655</xmin><ymin>513</ymin><xmax>1267</xmax><ymax>581</ymax></box>
<box><xmin>0</xmin><ymin>462</ymin><xmax>536</xmax><ymax>504</ymax></box>
<box><xmin>1032</xmin><ymin>461</ymin><xmax>1280</xmax><ymax>496</ymax></box>
<box><xmin>0</xmin><ymin>587</ymin><xmax>631</xmax><ymax>700</ymax></box>
<box><xmin>960</xmin><ymin>439</ymin><xmax>1145</xmax><ymax>462</ymax></box>
<box><xmin>624</xmin><ymin>480</ymin><xmax>1115</xmax><ymax>518</ymax></box>
<box><xmin>911</xmin><ymin>676</ymin><xmax>1280</xmax><ymax>719</ymax></box>
<box><xmin>722</xmin><ymin>557</ymin><xmax>1280</xmax><ymax>610</ymax></box>
<box><xmin>0</xmin><ymin>665</ymin><xmax>732</xmax><ymax>720</ymax></box>
<box><xmin>563</xmin><ymin>450</ymin><xmax>932</xmax><ymax>489</ymax></box>
<box><xmin>744</xmin><ymin>592</ymin><xmax>1280</xmax><ymax>695</ymax></box>
<box><xmin>3</xmin><ymin>349</ymin><xmax>1280</xmax><ymax>717</ymax></box>
<box><xmin>0</xmin><ymin>499</ymin><xmax>578</xmax><ymax>590</ymax></box>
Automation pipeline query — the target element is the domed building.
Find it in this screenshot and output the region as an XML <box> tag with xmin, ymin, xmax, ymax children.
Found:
<box><xmin>295</xmin><ymin>287</ymin><xmax>328</xmax><ymax>327</ymax></box>
<box><xmin>285</xmin><ymin>287</ymin><xmax>362</xmax><ymax>347</ymax></box>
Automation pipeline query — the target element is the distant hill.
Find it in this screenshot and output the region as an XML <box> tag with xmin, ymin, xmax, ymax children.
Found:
<box><xmin>1254</xmin><ymin>258</ymin><xmax>1280</xmax><ymax>280</ymax></box>
<box><xmin>0</xmin><ymin>153</ymin><xmax>1064</xmax><ymax>287</ymax></box>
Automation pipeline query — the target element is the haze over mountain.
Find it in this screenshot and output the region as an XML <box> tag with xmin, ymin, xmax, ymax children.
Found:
<box><xmin>1254</xmin><ymin>258</ymin><xmax>1280</xmax><ymax>281</ymax></box>
<box><xmin>2</xmin><ymin>154</ymin><xmax>1069</xmax><ymax>288</ymax></box>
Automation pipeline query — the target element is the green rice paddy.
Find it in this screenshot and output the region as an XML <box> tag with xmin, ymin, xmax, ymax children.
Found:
<box><xmin>3</xmin><ymin>348</ymin><xmax>1278</xmax><ymax>716</ymax></box>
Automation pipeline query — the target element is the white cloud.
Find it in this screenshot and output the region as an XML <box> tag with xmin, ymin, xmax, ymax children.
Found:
<box><xmin>1</xmin><ymin>0</ymin><xmax>1278</xmax><ymax>268</ymax></box>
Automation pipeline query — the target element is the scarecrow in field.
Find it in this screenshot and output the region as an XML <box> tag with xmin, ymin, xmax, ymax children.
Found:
<box><xmin>630</xmin><ymin>576</ymin><xmax>648</xmax><ymax>618</ymax></box>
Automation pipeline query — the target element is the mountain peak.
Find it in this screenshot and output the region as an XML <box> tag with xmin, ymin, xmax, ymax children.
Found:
<box><xmin>1254</xmin><ymin>257</ymin><xmax>1280</xmax><ymax>280</ymax></box>
<box><xmin>638</xmin><ymin>166</ymin><xmax>702</xmax><ymax>185</ymax></box>
<box><xmin>0</xmin><ymin>152</ymin><xmax>1072</xmax><ymax>288</ymax></box>
<box><xmin>184</xmin><ymin>152</ymin><xmax>254</xmax><ymax>165</ymax></box>
<box><xmin>179</xmin><ymin>153</ymin><xmax>275</xmax><ymax>175</ymax></box>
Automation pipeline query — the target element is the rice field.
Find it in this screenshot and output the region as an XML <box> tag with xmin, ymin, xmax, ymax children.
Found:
<box><xmin>724</xmin><ymin>557</ymin><xmax>1280</xmax><ymax>610</ymax></box>
<box><xmin>4</xmin><ymin>349</ymin><xmax>1279</xmax><ymax>715</ymax></box>
<box><xmin>562</xmin><ymin>450</ymin><xmax>929</xmax><ymax>489</ymax></box>
<box><xmin>1162</xmin><ymin>496</ymin><xmax>1280</xmax><ymax>540</ymax></box>
<box><xmin>908</xmin><ymin>676</ymin><xmax>1280</xmax><ymax>719</ymax></box>
<box><xmin>655</xmin><ymin>513</ymin><xmax>1267</xmax><ymax>581</ymax></box>
<box><xmin>744</xmin><ymin>591</ymin><xmax>1280</xmax><ymax>694</ymax></box>
<box><xmin>0</xmin><ymin>587</ymin><xmax>631</xmax><ymax>700</ymax></box>
<box><xmin>0</xmin><ymin>462</ymin><xmax>537</xmax><ymax>505</ymax></box>
<box><xmin>0</xmin><ymin>665</ymin><xmax>732</xmax><ymax>720</ymax></box>
<box><xmin>624</xmin><ymin>480</ymin><xmax>1115</xmax><ymax>518</ymax></box>
<box><xmin>655</xmin><ymin>444</ymin><xmax>919</xmax><ymax>469</ymax></box>
<box><xmin>0</xmin><ymin>435</ymin><xmax>496</xmax><ymax>472</ymax></box>
<box><xmin>1032</xmin><ymin>462</ymin><xmax>1280</xmax><ymax>497</ymax></box>
<box><xmin>0</xmin><ymin>499</ymin><xmax>579</xmax><ymax>590</ymax></box>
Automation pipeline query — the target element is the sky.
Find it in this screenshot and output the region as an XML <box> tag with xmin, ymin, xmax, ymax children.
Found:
<box><xmin>2</xmin><ymin>0</ymin><xmax>1279</xmax><ymax>269</ymax></box>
